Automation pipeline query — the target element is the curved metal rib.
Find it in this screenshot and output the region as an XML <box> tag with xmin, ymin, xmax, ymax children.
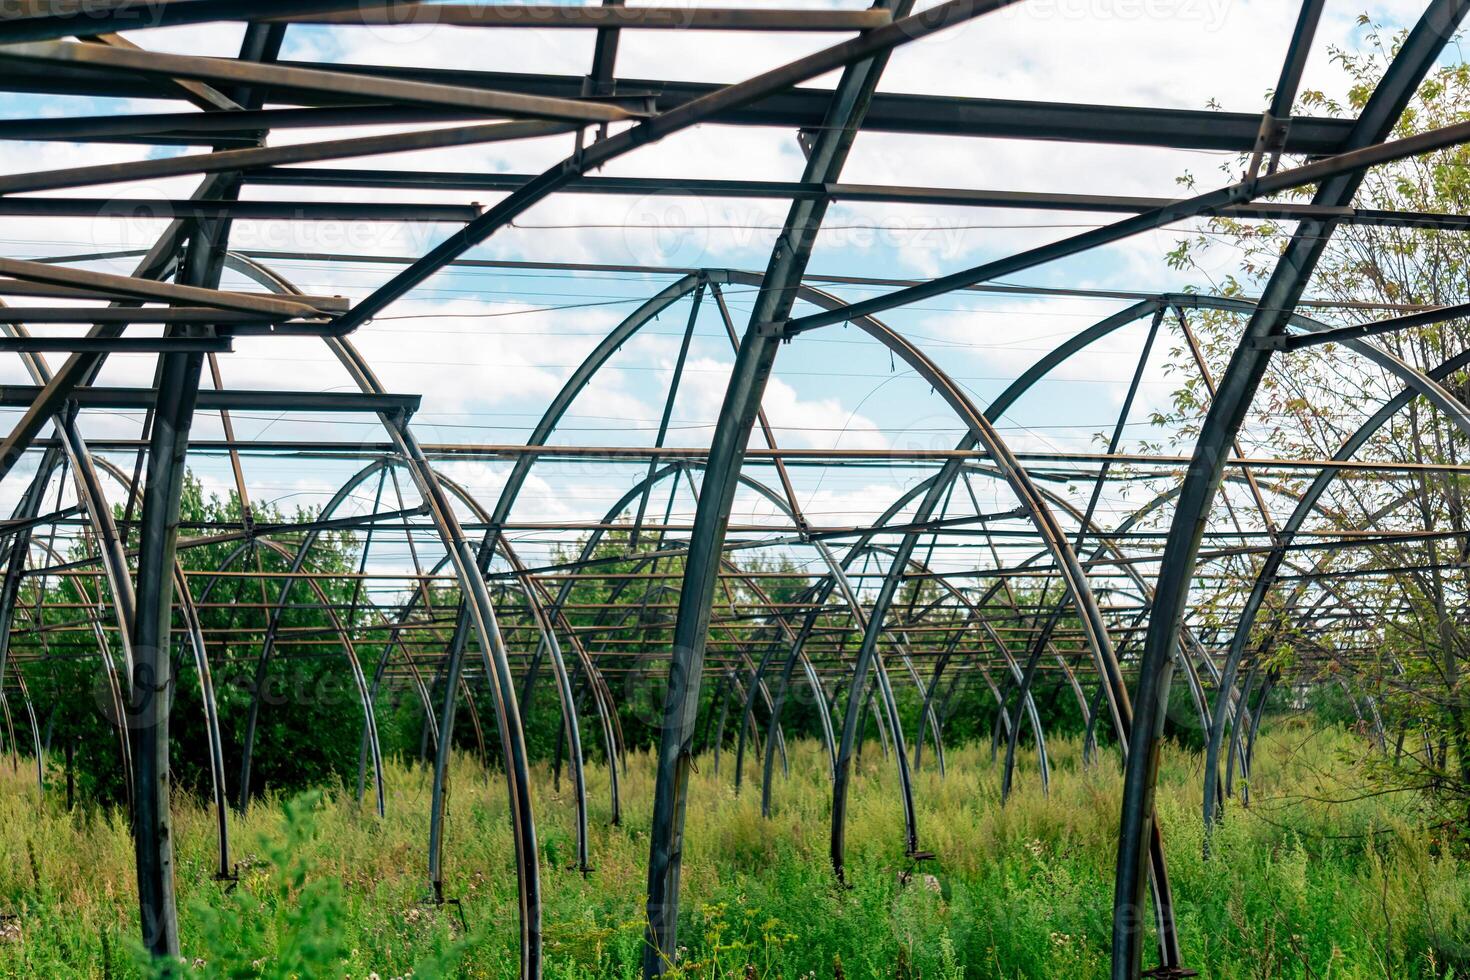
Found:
<box><xmin>1112</xmin><ymin>5</ymin><xmax>1470</xmax><ymax>974</ymax></box>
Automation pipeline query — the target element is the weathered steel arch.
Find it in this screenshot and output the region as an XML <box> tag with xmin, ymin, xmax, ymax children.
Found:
<box><xmin>90</xmin><ymin>455</ymin><xmax>235</xmax><ymax>881</ymax></box>
<box><xmin>0</xmin><ymin>322</ymin><xmax>140</xmax><ymax>802</ymax></box>
<box><xmin>1113</xmin><ymin>5</ymin><xmax>1470</xmax><ymax>975</ymax></box>
<box><xmin>234</xmin><ymin>457</ymin><xmax>391</xmax><ymax>815</ymax></box>
<box><xmin>759</xmin><ymin>280</ymin><xmax>1144</xmax><ymax>903</ymax></box>
<box><xmin>1203</xmin><ymin>345</ymin><xmax>1470</xmax><ymax>832</ymax></box>
<box><xmin>224</xmin><ymin>252</ymin><xmax>543</xmax><ymax>978</ymax></box>
<box><xmin>525</xmin><ymin>460</ymin><xmax>827</xmax><ymax>767</ymax></box>
<box><xmin>978</xmin><ymin>281</ymin><xmax>1470</xmax><ymax>843</ymax></box>
<box><xmin>0</xmin><ymin>446</ymin><xmax>65</xmax><ymax>792</ymax></box>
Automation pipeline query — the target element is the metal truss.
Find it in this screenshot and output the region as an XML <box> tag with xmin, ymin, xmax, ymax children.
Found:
<box><xmin>0</xmin><ymin>3</ymin><xmax>1468</xmax><ymax>978</ymax></box>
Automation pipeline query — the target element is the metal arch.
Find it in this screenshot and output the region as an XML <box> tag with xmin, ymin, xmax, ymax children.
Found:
<box><xmin>712</xmin><ymin>669</ymin><xmax>762</xmax><ymax>777</ymax></box>
<box><xmin>702</xmin><ymin>566</ymin><xmax>796</xmax><ymax>783</ymax></box>
<box><xmin>250</xmin><ymin>535</ymin><xmax>386</xmax><ymax>818</ymax></box>
<box><xmin>673</xmin><ymin>475</ymin><xmax>939</xmax><ymax>800</ymax></box>
<box><xmin>351</xmin><ymin>561</ymin><xmax>453</xmax><ymax>789</ymax></box>
<box><xmin>481</xmin><ymin>272</ymin><xmax>707</xmax><ymax>532</ymax></box>
<box><xmin>0</xmin><ymin>470</ymin><xmax>90</xmax><ymax>792</ymax></box>
<box><xmin>1206</xmin><ymin>472</ymin><xmax>1470</xmax><ymax>813</ymax></box>
<box><xmin>863</xmin><ymin>542</ymin><xmax>1051</xmax><ymax>782</ymax></box>
<box><xmin>599</xmin><ymin>459</ymin><xmax>911</xmax><ymax>841</ymax></box>
<box><xmin>758</xmin><ymin>573</ymin><xmax>847</xmax><ymax>803</ymax></box>
<box><xmin>3</xmin><ymin>485</ymin><xmax>132</xmax><ymax>800</ymax></box>
<box><xmin>1113</xmin><ymin>4</ymin><xmax>1470</xmax><ymax>976</ymax></box>
<box><xmin>129</xmin><ymin>340</ymin><xmax>205</xmax><ymax>959</ymax></box>
<box><xmin>523</xmin><ymin>573</ymin><xmax>625</xmax><ymax>826</ymax></box>
<box><xmin>765</xmin><ymin>282</ymin><xmax>1132</xmax><ymax>725</ymax></box>
<box><xmin>7</xmin><ymin>665</ymin><xmax>40</xmax><ymax>790</ymax></box>
<box><xmin>523</xmin><ymin>460</ymin><xmax>828</xmax><ymax>767</ymax></box>
<box><xmin>1203</xmin><ymin>344</ymin><xmax>1470</xmax><ymax>832</ymax></box>
<box><xmin>0</xmin><ymin>318</ymin><xmax>139</xmax><ymax>741</ymax></box>
<box><xmin>353</xmin><ymin>515</ymin><xmax>619</xmax><ymax>838</ymax></box>
<box><xmin>227</xmin><ymin>271</ymin><xmax>614</xmax><ymax>863</ymax></box>
<box><xmin>357</xmin><ymin>548</ymin><xmax>453</xmax><ymax>788</ymax></box>
<box><xmin>761</xmin><ymin>465</ymin><xmax>1049</xmax><ymax>798</ymax></box>
<box><xmin>725</xmin><ymin>562</ymin><xmax>836</xmax><ymax>784</ymax></box>
<box><xmin>235</xmin><ymin>456</ymin><xmax>393</xmax><ymax>815</ymax></box>
<box><xmin>852</xmin><ymin>455</ymin><xmax>1275</xmax><ymax>963</ymax></box>
<box><xmin>465</xmin><ymin>267</ymin><xmax>1062</xmax><ymax>822</ymax></box>
<box><xmin>223</xmin><ymin>253</ymin><xmax>543</xmax><ymax>978</ymax></box>
<box><xmin>533</xmin><ymin>498</ymin><xmax>797</xmax><ymax>789</ymax></box>
<box><xmin>993</xmin><ymin>293</ymin><xmax>1470</xmax><ymax>431</ymax></box>
<box><xmin>432</xmin><ymin>471</ymin><xmax>592</xmax><ymax>876</ymax></box>
<box><xmin>0</xmin><ymin>447</ymin><xmax>64</xmax><ymax>793</ymax></box>
<box><xmin>499</xmin><ymin>257</ymin><xmax>1140</xmax><ymax>916</ymax></box>
<box><xmin>0</xmin><ymin>61</ymin><xmax>289</xmax><ymax>945</ymax></box>
<box><xmin>454</xmin><ymin>278</ymin><xmax>839</xmax><ymax>799</ymax></box>
<box><xmin>739</xmin><ymin>539</ymin><xmax>947</xmax><ymax>804</ymax></box>
<box><xmin>758</xmin><ymin>459</ymin><xmax>1085</xmax><ymax>812</ymax></box>
<box><xmin>901</xmin><ymin>546</ymin><xmax>1089</xmax><ymax>776</ymax></box>
<box><xmin>336</xmin><ymin>343</ymin><xmax>542</xmax><ymax>974</ymax></box>
<box><xmin>1</xmin><ymin>307</ymin><xmax>349</xmax><ymax>858</ymax></box>
<box><xmin>976</xmin><ymin>286</ymin><xmax>1470</xmax><ymax>823</ymax></box>
<box><xmin>130</xmin><ymin>118</ymin><xmax>258</xmax><ymax>948</ymax></box>
<box><xmin>10</xmin><ymin>528</ymin><xmax>130</xmax><ymax>758</ymax></box>
<box><xmin>89</xmin><ymin>455</ymin><xmax>236</xmax><ymax>881</ymax></box>
<box><xmin>429</xmin><ymin>274</ymin><xmax>1280</xmax><ymax>850</ymax></box>
<box><xmin>1067</xmin><ymin>470</ymin><xmax>1362</xmax><ymax>766</ymax></box>
<box><xmin>773</xmin><ymin>287</ymin><xmax>1139</xmax><ymax>894</ymax></box>
<box><xmin>886</xmin><ymin>465</ymin><xmax>1263</xmax><ymax>796</ymax></box>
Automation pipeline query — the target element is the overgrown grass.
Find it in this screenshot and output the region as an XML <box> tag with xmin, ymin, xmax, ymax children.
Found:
<box><xmin>0</xmin><ymin>724</ymin><xmax>1465</xmax><ymax>977</ymax></box>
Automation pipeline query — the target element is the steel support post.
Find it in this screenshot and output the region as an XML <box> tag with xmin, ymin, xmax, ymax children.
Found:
<box><xmin>129</xmin><ymin>347</ymin><xmax>206</xmax><ymax>959</ymax></box>
<box><xmin>1110</xmin><ymin>3</ymin><xmax>1470</xmax><ymax>975</ymax></box>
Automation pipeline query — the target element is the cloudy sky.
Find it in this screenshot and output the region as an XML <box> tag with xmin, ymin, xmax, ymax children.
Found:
<box><xmin>0</xmin><ymin>0</ymin><xmax>1446</xmax><ymax>597</ymax></box>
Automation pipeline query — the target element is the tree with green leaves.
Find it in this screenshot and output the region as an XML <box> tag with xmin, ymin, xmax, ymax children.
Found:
<box><xmin>1163</xmin><ymin>22</ymin><xmax>1470</xmax><ymax>829</ymax></box>
<box><xmin>20</xmin><ymin>474</ymin><xmax>368</xmax><ymax>809</ymax></box>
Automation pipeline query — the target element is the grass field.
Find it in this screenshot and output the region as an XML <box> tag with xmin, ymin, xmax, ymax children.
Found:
<box><xmin>0</xmin><ymin>725</ymin><xmax>1465</xmax><ymax>978</ymax></box>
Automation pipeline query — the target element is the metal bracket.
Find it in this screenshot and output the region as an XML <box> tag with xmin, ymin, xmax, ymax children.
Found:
<box><xmin>422</xmin><ymin>893</ymin><xmax>470</xmax><ymax>932</ymax></box>
<box><xmin>1247</xmin><ymin>112</ymin><xmax>1292</xmax><ymax>180</ymax></box>
<box><xmin>755</xmin><ymin>319</ymin><xmax>793</xmax><ymax>340</ymax></box>
<box><xmin>213</xmin><ymin>865</ymin><xmax>240</xmax><ymax>893</ymax></box>
<box><xmin>796</xmin><ymin>127</ymin><xmax>819</xmax><ymax>161</ymax></box>
<box><xmin>1246</xmin><ymin>333</ymin><xmax>1290</xmax><ymax>351</ymax></box>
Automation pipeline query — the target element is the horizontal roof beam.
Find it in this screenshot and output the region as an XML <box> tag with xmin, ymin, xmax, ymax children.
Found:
<box><xmin>0</xmin><ymin>118</ymin><xmax>571</xmax><ymax>195</ymax></box>
<box><xmin>0</xmin><ymin>1</ymin><xmax>374</xmax><ymax>44</ymax></box>
<box><xmin>0</xmin><ymin>197</ymin><xmax>479</xmax><ymax>223</ymax></box>
<box><xmin>0</xmin><ymin>336</ymin><xmax>234</xmax><ymax>353</ymax></box>
<box><xmin>0</xmin><ymin>40</ymin><xmax>636</xmax><ymax>123</ymax></box>
<box><xmin>245</xmin><ymin>168</ymin><xmax>1470</xmax><ymax>229</ymax></box>
<box><xmin>0</xmin><ymin>278</ymin><xmax>349</xmax><ymax>310</ymax></box>
<box><xmin>1272</xmin><ymin>298</ymin><xmax>1470</xmax><ymax>351</ymax></box>
<box><xmin>0</xmin><ymin>255</ymin><xmax>333</xmax><ymax>317</ymax></box>
<box><xmin>283</xmin><ymin>64</ymin><xmax>1361</xmax><ymax>152</ymax></box>
<box><xmin>0</xmin><ymin>105</ymin><xmax>483</xmax><ymax>144</ymax></box>
<box><xmin>267</xmin><ymin>5</ymin><xmax>894</xmax><ymax>31</ymax></box>
<box><xmin>0</xmin><ymin>59</ymin><xmax>1358</xmax><ymax>152</ymax></box>
<box><xmin>0</xmin><ymin>307</ymin><xmax>312</xmax><ymax>324</ymax></box>
<box><xmin>7</xmin><ymin>181</ymin><xmax>1462</xmax><ymax>232</ymax></box>
<box><xmin>0</xmin><ymin>385</ymin><xmax>420</xmax><ymax>414</ymax></box>
<box><xmin>21</xmin><ymin>440</ymin><xmax>1470</xmax><ymax>476</ymax></box>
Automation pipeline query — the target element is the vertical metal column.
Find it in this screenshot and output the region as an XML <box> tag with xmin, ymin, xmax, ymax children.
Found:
<box><xmin>1110</xmin><ymin>3</ymin><xmax>1470</xmax><ymax>975</ymax></box>
<box><xmin>130</xmin><ymin>343</ymin><xmax>206</xmax><ymax>958</ymax></box>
